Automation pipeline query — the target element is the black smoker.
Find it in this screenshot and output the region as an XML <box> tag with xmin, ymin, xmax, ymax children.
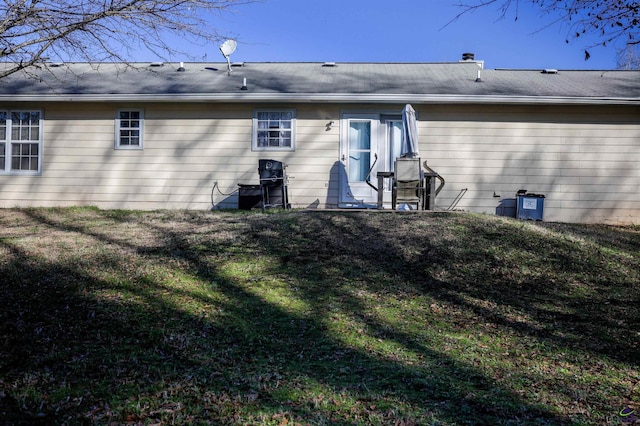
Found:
<box><xmin>258</xmin><ymin>159</ymin><xmax>290</xmax><ymax>212</ymax></box>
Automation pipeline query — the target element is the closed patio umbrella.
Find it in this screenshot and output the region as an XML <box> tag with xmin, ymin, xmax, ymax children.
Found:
<box><xmin>396</xmin><ymin>104</ymin><xmax>423</xmax><ymax>210</ymax></box>
<box><xmin>401</xmin><ymin>104</ymin><xmax>419</xmax><ymax>158</ymax></box>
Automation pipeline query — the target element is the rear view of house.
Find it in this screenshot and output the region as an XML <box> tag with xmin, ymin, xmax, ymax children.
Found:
<box><xmin>1</xmin><ymin>58</ymin><xmax>639</xmax><ymax>223</ymax></box>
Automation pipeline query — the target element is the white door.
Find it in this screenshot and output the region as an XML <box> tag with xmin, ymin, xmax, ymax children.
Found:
<box><xmin>384</xmin><ymin>118</ymin><xmax>403</xmax><ymax>191</ymax></box>
<box><xmin>339</xmin><ymin>113</ymin><xmax>403</xmax><ymax>207</ymax></box>
<box><xmin>339</xmin><ymin>114</ymin><xmax>379</xmax><ymax>207</ymax></box>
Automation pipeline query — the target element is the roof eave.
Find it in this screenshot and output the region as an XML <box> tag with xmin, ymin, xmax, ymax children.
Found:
<box><xmin>2</xmin><ymin>93</ymin><xmax>639</xmax><ymax>105</ymax></box>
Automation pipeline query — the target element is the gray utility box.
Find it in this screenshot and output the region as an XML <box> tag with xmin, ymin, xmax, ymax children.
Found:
<box><xmin>516</xmin><ymin>190</ymin><xmax>545</xmax><ymax>221</ymax></box>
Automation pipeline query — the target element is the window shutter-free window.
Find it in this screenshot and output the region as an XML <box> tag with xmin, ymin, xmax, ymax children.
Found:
<box><xmin>0</xmin><ymin>110</ymin><xmax>42</xmax><ymax>175</ymax></box>
<box><xmin>116</xmin><ymin>109</ymin><xmax>144</xmax><ymax>149</ymax></box>
<box><xmin>0</xmin><ymin>112</ymin><xmax>6</xmax><ymax>170</ymax></box>
<box><xmin>253</xmin><ymin>110</ymin><xmax>296</xmax><ymax>151</ymax></box>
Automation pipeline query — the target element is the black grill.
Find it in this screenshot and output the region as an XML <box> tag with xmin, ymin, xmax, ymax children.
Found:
<box><xmin>258</xmin><ymin>159</ymin><xmax>289</xmax><ymax>211</ymax></box>
<box><xmin>258</xmin><ymin>159</ymin><xmax>285</xmax><ymax>184</ymax></box>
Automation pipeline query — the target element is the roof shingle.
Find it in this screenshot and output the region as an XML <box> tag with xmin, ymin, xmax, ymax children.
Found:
<box><xmin>1</xmin><ymin>62</ymin><xmax>638</xmax><ymax>103</ymax></box>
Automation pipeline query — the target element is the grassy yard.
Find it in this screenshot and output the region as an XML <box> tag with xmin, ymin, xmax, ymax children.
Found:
<box><xmin>0</xmin><ymin>207</ymin><xmax>638</xmax><ymax>425</ymax></box>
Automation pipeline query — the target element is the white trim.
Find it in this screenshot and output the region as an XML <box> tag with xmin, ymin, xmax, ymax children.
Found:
<box><xmin>115</xmin><ymin>108</ymin><xmax>144</xmax><ymax>150</ymax></box>
<box><xmin>4</xmin><ymin>93</ymin><xmax>639</xmax><ymax>105</ymax></box>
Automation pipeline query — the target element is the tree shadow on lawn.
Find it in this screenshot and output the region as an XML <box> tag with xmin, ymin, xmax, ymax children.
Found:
<box><xmin>1</xmin><ymin>208</ymin><xmax>634</xmax><ymax>424</ymax></box>
<box><xmin>266</xmin><ymin>211</ymin><xmax>640</xmax><ymax>365</ymax></box>
<box><xmin>244</xmin><ymin>211</ymin><xmax>639</xmax><ymax>419</ymax></box>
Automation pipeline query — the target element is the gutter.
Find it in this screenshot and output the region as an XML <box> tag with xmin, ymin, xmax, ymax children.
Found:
<box><xmin>1</xmin><ymin>93</ymin><xmax>639</xmax><ymax>106</ymax></box>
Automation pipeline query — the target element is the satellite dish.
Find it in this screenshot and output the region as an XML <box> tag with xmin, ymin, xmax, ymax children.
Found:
<box><xmin>219</xmin><ymin>39</ymin><xmax>237</xmax><ymax>75</ymax></box>
<box><xmin>219</xmin><ymin>39</ymin><xmax>237</xmax><ymax>57</ymax></box>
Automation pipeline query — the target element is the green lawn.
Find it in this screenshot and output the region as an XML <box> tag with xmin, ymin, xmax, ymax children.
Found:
<box><xmin>0</xmin><ymin>207</ymin><xmax>638</xmax><ymax>425</ymax></box>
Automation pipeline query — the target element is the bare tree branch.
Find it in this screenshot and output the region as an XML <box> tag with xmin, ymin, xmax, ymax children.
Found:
<box><xmin>447</xmin><ymin>0</ymin><xmax>640</xmax><ymax>57</ymax></box>
<box><xmin>617</xmin><ymin>44</ymin><xmax>640</xmax><ymax>69</ymax></box>
<box><xmin>0</xmin><ymin>0</ymin><xmax>257</xmax><ymax>78</ymax></box>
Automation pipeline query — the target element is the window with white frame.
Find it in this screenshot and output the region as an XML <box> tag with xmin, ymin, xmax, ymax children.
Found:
<box><xmin>115</xmin><ymin>109</ymin><xmax>144</xmax><ymax>149</ymax></box>
<box><xmin>253</xmin><ymin>110</ymin><xmax>296</xmax><ymax>151</ymax></box>
<box><xmin>0</xmin><ymin>110</ymin><xmax>43</xmax><ymax>174</ymax></box>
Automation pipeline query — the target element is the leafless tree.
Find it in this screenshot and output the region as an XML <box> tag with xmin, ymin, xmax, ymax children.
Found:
<box><xmin>0</xmin><ymin>0</ymin><xmax>256</xmax><ymax>79</ymax></box>
<box><xmin>617</xmin><ymin>44</ymin><xmax>640</xmax><ymax>69</ymax></box>
<box><xmin>450</xmin><ymin>0</ymin><xmax>639</xmax><ymax>59</ymax></box>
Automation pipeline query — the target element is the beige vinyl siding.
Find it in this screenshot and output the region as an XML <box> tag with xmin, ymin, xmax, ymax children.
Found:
<box><xmin>281</xmin><ymin>107</ymin><xmax>342</xmax><ymax>209</ymax></box>
<box><xmin>207</xmin><ymin>105</ymin><xmax>342</xmax><ymax>209</ymax></box>
<box><xmin>0</xmin><ymin>101</ymin><xmax>638</xmax><ymax>224</ymax></box>
<box><xmin>420</xmin><ymin>104</ymin><xmax>640</xmax><ymax>224</ymax></box>
<box><xmin>0</xmin><ymin>102</ymin><xmax>342</xmax><ymax>210</ymax></box>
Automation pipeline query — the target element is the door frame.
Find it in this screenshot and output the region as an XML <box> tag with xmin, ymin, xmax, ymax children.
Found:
<box><xmin>338</xmin><ymin>111</ymin><xmax>404</xmax><ymax>208</ymax></box>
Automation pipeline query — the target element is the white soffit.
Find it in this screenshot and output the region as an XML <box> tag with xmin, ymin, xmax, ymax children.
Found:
<box><xmin>2</xmin><ymin>93</ymin><xmax>639</xmax><ymax>105</ymax></box>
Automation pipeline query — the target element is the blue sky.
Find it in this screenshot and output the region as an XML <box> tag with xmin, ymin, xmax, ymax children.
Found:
<box><xmin>181</xmin><ymin>0</ymin><xmax>623</xmax><ymax>69</ymax></box>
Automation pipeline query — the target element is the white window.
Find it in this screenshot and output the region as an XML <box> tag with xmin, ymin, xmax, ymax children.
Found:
<box><xmin>252</xmin><ymin>110</ymin><xmax>296</xmax><ymax>151</ymax></box>
<box><xmin>0</xmin><ymin>110</ymin><xmax>43</xmax><ymax>174</ymax></box>
<box><xmin>115</xmin><ymin>109</ymin><xmax>144</xmax><ymax>149</ymax></box>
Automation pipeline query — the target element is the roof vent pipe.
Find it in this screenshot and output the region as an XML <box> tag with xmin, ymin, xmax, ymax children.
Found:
<box><xmin>462</xmin><ymin>52</ymin><xmax>475</xmax><ymax>61</ymax></box>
